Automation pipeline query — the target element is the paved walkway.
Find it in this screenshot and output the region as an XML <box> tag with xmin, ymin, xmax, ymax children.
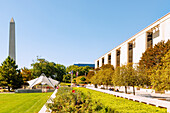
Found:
<box><xmin>39</xmin><ymin>89</ymin><xmax>58</xmax><ymax>113</ymax></box>
<box><xmin>95</xmin><ymin>85</ymin><xmax>170</xmax><ymax>101</ymax></box>
<box><xmin>86</xmin><ymin>86</ymin><xmax>170</xmax><ymax>113</ymax></box>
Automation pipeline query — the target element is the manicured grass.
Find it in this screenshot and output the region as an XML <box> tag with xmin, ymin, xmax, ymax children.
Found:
<box><xmin>74</xmin><ymin>87</ymin><xmax>167</xmax><ymax>113</ymax></box>
<box><xmin>0</xmin><ymin>92</ymin><xmax>52</xmax><ymax>113</ymax></box>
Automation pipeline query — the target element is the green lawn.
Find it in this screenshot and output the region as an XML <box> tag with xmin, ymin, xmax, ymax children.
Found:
<box><xmin>0</xmin><ymin>92</ymin><xmax>52</xmax><ymax>113</ymax></box>
<box><xmin>74</xmin><ymin>87</ymin><xmax>167</xmax><ymax>113</ymax></box>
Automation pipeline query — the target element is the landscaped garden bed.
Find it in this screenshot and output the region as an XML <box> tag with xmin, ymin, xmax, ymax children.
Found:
<box><xmin>47</xmin><ymin>87</ymin><xmax>108</xmax><ymax>112</ymax></box>
<box><xmin>47</xmin><ymin>87</ymin><xmax>166</xmax><ymax>113</ymax></box>
<box><xmin>0</xmin><ymin>92</ymin><xmax>52</xmax><ymax>113</ymax></box>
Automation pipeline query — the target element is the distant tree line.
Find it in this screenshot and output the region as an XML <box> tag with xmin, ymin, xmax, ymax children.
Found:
<box><xmin>63</xmin><ymin>65</ymin><xmax>90</xmax><ymax>83</ymax></box>
<box><xmin>0</xmin><ymin>57</ymin><xmax>67</xmax><ymax>91</ymax></box>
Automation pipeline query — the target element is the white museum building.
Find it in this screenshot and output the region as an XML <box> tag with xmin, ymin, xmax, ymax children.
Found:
<box><xmin>95</xmin><ymin>13</ymin><xmax>170</xmax><ymax>68</ymax></box>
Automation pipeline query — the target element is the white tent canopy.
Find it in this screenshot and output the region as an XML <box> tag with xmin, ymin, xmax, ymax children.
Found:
<box><xmin>27</xmin><ymin>73</ymin><xmax>59</xmax><ymax>88</ymax></box>
<box><xmin>48</xmin><ymin>77</ymin><xmax>59</xmax><ymax>86</ymax></box>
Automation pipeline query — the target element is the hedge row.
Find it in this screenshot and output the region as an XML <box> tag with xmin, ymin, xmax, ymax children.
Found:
<box><xmin>60</xmin><ymin>82</ymin><xmax>71</xmax><ymax>86</ymax></box>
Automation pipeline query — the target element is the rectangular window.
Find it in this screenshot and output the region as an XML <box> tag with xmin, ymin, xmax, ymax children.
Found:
<box><xmin>147</xmin><ymin>32</ymin><xmax>153</xmax><ymax>48</ymax></box>
<box><xmin>102</xmin><ymin>57</ymin><xmax>104</xmax><ymax>66</ymax></box>
<box><xmin>116</xmin><ymin>50</ymin><xmax>120</xmax><ymax>67</ymax></box>
<box><xmin>108</xmin><ymin>54</ymin><xmax>111</xmax><ymax>64</ymax></box>
<box><xmin>153</xmin><ymin>30</ymin><xmax>159</xmax><ymax>39</ymax></box>
<box><xmin>128</xmin><ymin>43</ymin><xmax>133</xmax><ymax>63</ymax></box>
<box><xmin>97</xmin><ymin>60</ymin><xmax>99</xmax><ymax>68</ymax></box>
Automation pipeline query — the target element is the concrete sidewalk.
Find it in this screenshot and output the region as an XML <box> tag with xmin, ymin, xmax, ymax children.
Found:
<box><xmin>39</xmin><ymin>89</ymin><xmax>58</xmax><ymax>113</ymax></box>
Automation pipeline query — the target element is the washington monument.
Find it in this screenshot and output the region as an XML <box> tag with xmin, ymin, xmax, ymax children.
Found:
<box><xmin>9</xmin><ymin>17</ymin><xmax>16</xmax><ymax>61</ymax></box>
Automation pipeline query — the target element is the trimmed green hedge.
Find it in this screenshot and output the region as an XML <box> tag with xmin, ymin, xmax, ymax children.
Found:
<box><xmin>60</xmin><ymin>82</ymin><xmax>71</xmax><ymax>86</ymax></box>
<box><xmin>74</xmin><ymin>88</ymin><xmax>167</xmax><ymax>113</ymax></box>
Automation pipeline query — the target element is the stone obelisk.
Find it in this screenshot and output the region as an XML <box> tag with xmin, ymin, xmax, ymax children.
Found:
<box><xmin>9</xmin><ymin>17</ymin><xmax>16</xmax><ymax>61</ymax></box>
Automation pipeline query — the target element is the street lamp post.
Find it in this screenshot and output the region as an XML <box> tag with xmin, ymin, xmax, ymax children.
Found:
<box><xmin>71</xmin><ymin>70</ymin><xmax>73</xmax><ymax>88</ymax></box>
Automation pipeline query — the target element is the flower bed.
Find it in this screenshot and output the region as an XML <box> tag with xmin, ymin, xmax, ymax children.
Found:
<box><xmin>46</xmin><ymin>87</ymin><xmax>111</xmax><ymax>112</ymax></box>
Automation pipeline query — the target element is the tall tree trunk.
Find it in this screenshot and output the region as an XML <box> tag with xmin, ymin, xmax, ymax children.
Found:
<box><xmin>8</xmin><ymin>86</ymin><xmax>10</xmax><ymax>92</ymax></box>
<box><xmin>133</xmin><ymin>86</ymin><xmax>135</xmax><ymax>95</ymax></box>
<box><xmin>106</xmin><ymin>84</ymin><xmax>108</xmax><ymax>90</ymax></box>
<box><xmin>95</xmin><ymin>84</ymin><xmax>98</xmax><ymax>88</ymax></box>
<box><xmin>114</xmin><ymin>84</ymin><xmax>116</xmax><ymax>91</ymax></box>
<box><xmin>125</xmin><ymin>86</ymin><xmax>127</xmax><ymax>94</ymax></box>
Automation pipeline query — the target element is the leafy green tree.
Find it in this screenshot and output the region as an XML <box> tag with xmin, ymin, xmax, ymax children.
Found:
<box><xmin>101</xmin><ymin>64</ymin><xmax>114</xmax><ymax>70</ymax></box>
<box><xmin>80</xmin><ymin>76</ymin><xmax>86</xmax><ymax>81</ymax></box>
<box><xmin>0</xmin><ymin>56</ymin><xmax>23</xmax><ymax>91</ymax></box>
<box><xmin>63</xmin><ymin>65</ymin><xmax>90</xmax><ymax>83</ymax></box>
<box><xmin>139</xmin><ymin>40</ymin><xmax>170</xmax><ymax>69</ymax></box>
<box><xmin>21</xmin><ymin>67</ymin><xmax>34</xmax><ymax>86</ymax></box>
<box><xmin>113</xmin><ymin>64</ymin><xmax>137</xmax><ymax>95</ymax></box>
<box><xmin>63</xmin><ymin>74</ymin><xmax>71</xmax><ymax>83</ymax></box>
<box><xmin>94</xmin><ymin>67</ymin><xmax>100</xmax><ymax>72</ymax></box>
<box><xmin>99</xmin><ymin>68</ymin><xmax>114</xmax><ymax>88</ymax></box>
<box><xmin>137</xmin><ymin>40</ymin><xmax>170</xmax><ymax>90</ymax></box>
<box><xmin>66</xmin><ymin>65</ymin><xmax>79</xmax><ymax>74</ymax></box>
<box><xmin>91</xmin><ymin>74</ymin><xmax>99</xmax><ymax>88</ymax></box>
<box><xmin>31</xmin><ymin>58</ymin><xmax>56</xmax><ymax>78</ymax></box>
<box><xmin>112</xmin><ymin>66</ymin><xmax>121</xmax><ymax>89</ymax></box>
<box><xmin>75</xmin><ymin>76</ymin><xmax>87</xmax><ymax>84</ymax></box>
<box><xmin>66</xmin><ymin>65</ymin><xmax>90</xmax><ymax>76</ymax></box>
<box><xmin>54</xmin><ymin>64</ymin><xmax>66</xmax><ymax>81</ymax></box>
<box><xmin>91</xmin><ymin>64</ymin><xmax>114</xmax><ymax>89</ymax></box>
<box><xmin>136</xmin><ymin>66</ymin><xmax>151</xmax><ymax>87</ymax></box>
<box><xmin>72</xmin><ymin>78</ymin><xmax>76</xmax><ymax>83</ymax></box>
<box><xmin>150</xmin><ymin>50</ymin><xmax>170</xmax><ymax>91</ymax></box>
<box><xmin>86</xmin><ymin>71</ymin><xmax>95</xmax><ymax>83</ymax></box>
<box><xmin>31</xmin><ymin>58</ymin><xmax>66</xmax><ymax>81</ymax></box>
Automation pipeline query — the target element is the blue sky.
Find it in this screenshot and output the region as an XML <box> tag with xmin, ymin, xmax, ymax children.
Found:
<box><xmin>0</xmin><ymin>0</ymin><xmax>170</xmax><ymax>68</ymax></box>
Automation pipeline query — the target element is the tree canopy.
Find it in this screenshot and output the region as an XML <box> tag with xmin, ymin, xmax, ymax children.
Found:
<box><xmin>21</xmin><ymin>67</ymin><xmax>33</xmax><ymax>85</ymax></box>
<box><xmin>63</xmin><ymin>74</ymin><xmax>71</xmax><ymax>83</ymax></box>
<box><xmin>150</xmin><ymin>50</ymin><xmax>170</xmax><ymax>91</ymax></box>
<box><xmin>62</xmin><ymin>65</ymin><xmax>90</xmax><ymax>83</ymax></box>
<box><xmin>86</xmin><ymin>71</ymin><xmax>95</xmax><ymax>83</ymax></box>
<box><xmin>137</xmin><ymin>40</ymin><xmax>170</xmax><ymax>90</ymax></box>
<box><xmin>66</xmin><ymin>65</ymin><xmax>90</xmax><ymax>76</ymax></box>
<box><xmin>91</xmin><ymin>64</ymin><xmax>114</xmax><ymax>88</ymax></box>
<box><xmin>139</xmin><ymin>40</ymin><xmax>170</xmax><ymax>69</ymax></box>
<box><xmin>113</xmin><ymin>64</ymin><xmax>137</xmax><ymax>94</ymax></box>
<box><xmin>31</xmin><ymin>58</ymin><xmax>66</xmax><ymax>81</ymax></box>
<box><xmin>0</xmin><ymin>56</ymin><xmax>23</xmax><ymax>91</ymax></box>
